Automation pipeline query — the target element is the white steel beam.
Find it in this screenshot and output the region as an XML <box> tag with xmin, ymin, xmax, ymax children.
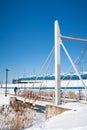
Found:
<box><xmin>54</xmin><ymin>20</ymin><xmax>62</xmax><ymax>105</ymax></box>
<box><xmin>54</xmin><ymin>20</ymin><xmax>87</xmax><ymax>102</ymax></box>
<box><xmin>60</xmin><ymin>35</ymin><xmax>87</xmax><ymax>42</ymax></box>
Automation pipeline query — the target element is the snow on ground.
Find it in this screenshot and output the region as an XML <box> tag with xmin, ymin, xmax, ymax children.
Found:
<box><xmin>25</xmin><ymin>102</ymin><xmax>87</xmax><ymax>130</ymax></box>
<box><xmin>0</xmin><ymin>91</ymin><xmax>10</xmax><ymax>106</ymax></box>
<box><xmin>0</xmin><ymin>89</ymin><xmax>87</xmax><ymax>130</ymax></box>
<box><xmin>0</xmin><ymin>89</ymin><xmax>45</xmax><ymax>130</ymax></box>
<box><xmin>44</xmin><ymin>103</ymin><xmax>87</xmax><ymax>130</ymax></box>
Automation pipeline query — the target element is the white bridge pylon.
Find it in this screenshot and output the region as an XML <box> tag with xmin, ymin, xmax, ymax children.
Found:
<box><xmin>54</xmin><ymin>20</ymin><xmax>87</xmax><ymax>105</ymax></box>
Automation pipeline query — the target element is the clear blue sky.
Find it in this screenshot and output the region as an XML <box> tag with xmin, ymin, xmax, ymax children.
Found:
<box><xmin>0</xmin><ymin>0</ymin><xmax>87</xmax><ymax>83</ymax></box>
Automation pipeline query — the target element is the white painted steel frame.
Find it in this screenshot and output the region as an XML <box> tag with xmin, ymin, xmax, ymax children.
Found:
<box><xmin>54</xmin><ymin>20</ymin><xmax>87</xmax><ymax>105</ymax></box>
<box><xmin>54</xmin><ymin>20</ymin><xmax>61</xmax><ymax>105</ymax></box>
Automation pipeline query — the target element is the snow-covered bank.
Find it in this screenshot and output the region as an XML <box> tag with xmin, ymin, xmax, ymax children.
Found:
<box><xmin>0</xmin><ymin>93</ymin><xmax>10</xmax><ymax>106</ymax></box>
<box><xmin>0</xmin><ymin>90</ymin><xmax>87</xmax><ymax>130</ymax></box>
<box><xmin>0</xmin><ymin>91</ymin><xmax>45</xmax><ymax>130</ymax></box>
<box><xmin>25</xmin><ymin>102</ymin><xmax>87</xmax><ymax>130</ymax></box>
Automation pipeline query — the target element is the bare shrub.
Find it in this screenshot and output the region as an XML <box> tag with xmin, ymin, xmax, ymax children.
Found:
<box><xmin>0</xmin><ymin>102</ymin><xmax>34</xmax><ymax>130</ymax></box>
<box><xmin>9</xmin><ymin>111</ymin><xmax>33</xmax><ymax>130</ymax></box>
<box><xmin>10</xmin><ymin>114</ymin><xmax>23</xmax><ymax>130</ymax></box>
<box><xmin>62</xmin><ymin>91</ymin><xmax>85</xmax><ymax>100</ymax></box>
<box><xmin>67</xmin><ymin>91</ymin><xmax>76</xmax><ymax>99</ymax></box>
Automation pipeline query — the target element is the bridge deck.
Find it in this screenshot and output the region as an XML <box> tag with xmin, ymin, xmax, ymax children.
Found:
<box><xmin>11</xmin><ymin>95</ymin><xmax>55</xmax><ymax>106</ymax></box>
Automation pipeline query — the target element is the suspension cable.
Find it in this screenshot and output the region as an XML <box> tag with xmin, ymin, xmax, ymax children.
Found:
<box><xmin>31</xmin><ymin>47</ymin><xmax>55</xmax><ymax>104</ymax></box>
<box><xmin>39</xmin><ymin>47</ymin><xmax>54</xmax><ymax>88</ymax></box>
<box><xmin>38</xmin><ymin>47</ymin><xmax>54</xmax><ymax>75</ymax></box>
<box><xmin>29</xmin><ymin>47</ymin><xmax>54</xmax><ymax>87</ymax></box>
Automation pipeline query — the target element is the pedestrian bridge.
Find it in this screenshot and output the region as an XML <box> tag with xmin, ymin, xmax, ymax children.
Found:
<box><xmin>10</xmin><ymin>91</ymin><xmax>55</xmax><ymax>106</ymax></box>
<box><xmin>10</xmin><ymin>93</ymin><xmax>79</xmax><ymax>107</ymax></box>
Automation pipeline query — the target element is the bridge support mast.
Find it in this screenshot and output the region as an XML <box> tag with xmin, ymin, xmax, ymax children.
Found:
<box><xmin>54</xmin><ymin>20</ymin><xmax>61</xmax><ymax>105</ymax></box>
